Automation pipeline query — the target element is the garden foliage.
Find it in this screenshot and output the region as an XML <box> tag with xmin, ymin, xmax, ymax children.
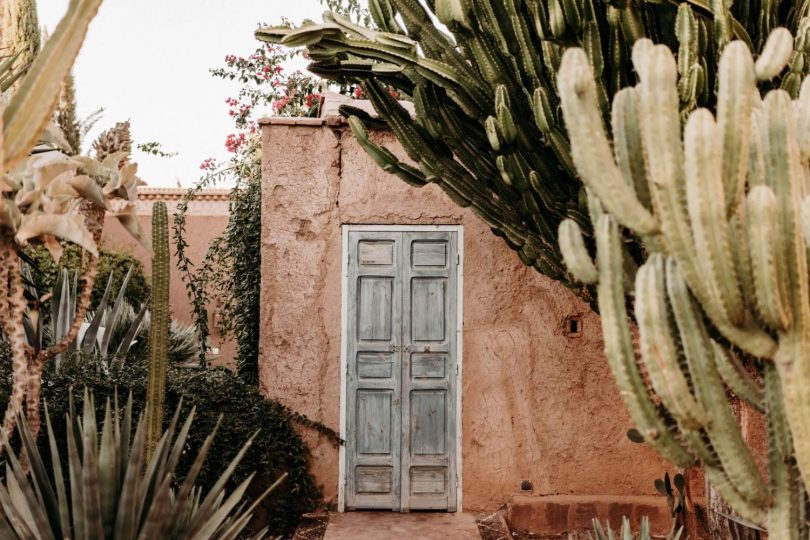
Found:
<box><xmin>0</xmin><ymin>347</ymin><xmax>332</xmax><ymax>536</ymax></box>
<box><xmin>25</xmin><ymin>244</ymin><xmax>151</xmax><ymax>309</ymax></box>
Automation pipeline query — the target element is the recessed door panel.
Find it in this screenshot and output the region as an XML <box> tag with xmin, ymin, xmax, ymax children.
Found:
<box><xmin>357</xmin><ymin>353</ymin><xmax>394</xmax><ymax>379</ymax></box>
<box><xmin>411</xmin><ymin>278</ymin><xmax>447</xmax><ymax>342</ymax></box>
<box><xmin>410</xmin><ymin>390</ymin><xmax>447</xmax><ymax>455</ymax></box>
<box><xmin>357</xmin><ymin>390</ymin><xmax>393</xmax><ymax>454</ymax></box>
<box><xmin>411</xmin><ymin>354</ymin><xmax>446</xmax><ymax>379</ymax></box>
<box><xmin>358</xmin><ymin>277</ymin><xmax>393</xmax><ymax>341</ymax></box>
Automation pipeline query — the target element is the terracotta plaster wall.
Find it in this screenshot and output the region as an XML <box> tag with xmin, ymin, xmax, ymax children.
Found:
<box><xmin>259</xmin><ymin>121</ymin><xmax>673</xmax><ymax>511</ymax></box>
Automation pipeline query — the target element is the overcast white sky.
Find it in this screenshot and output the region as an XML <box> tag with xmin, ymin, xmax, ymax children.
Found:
<box><xmin>38</xmin><ymin>0</ymin><xmax>332</xmax><ymax>187</ymax></box>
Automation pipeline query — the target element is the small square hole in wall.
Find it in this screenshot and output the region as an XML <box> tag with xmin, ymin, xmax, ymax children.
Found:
<box><xmin>564</xmin><ymin>315</ymin><xmax>584</xmax><ymax>338</ymax></box>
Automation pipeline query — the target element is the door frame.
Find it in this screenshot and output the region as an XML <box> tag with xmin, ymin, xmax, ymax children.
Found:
<box><xmin>338</xmin><ymin>224</ymin><xmax>464</xmax><ymax>512</ymax></box>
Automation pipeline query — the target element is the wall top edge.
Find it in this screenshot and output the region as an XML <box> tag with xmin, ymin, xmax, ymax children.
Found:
<box><xmin>257</xmin><ymin>115</ymin><xmax>347</xmax><ymax>127</ymax></box>
<box><xmin>137</xmin><ymin>187</ymin><xmax>232</xmax><ymax>202</ymax></box>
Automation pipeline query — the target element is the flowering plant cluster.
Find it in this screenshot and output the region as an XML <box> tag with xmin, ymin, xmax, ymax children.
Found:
<box><xmin>182</xmin><ymin>1</ymin><xmax>369</xmax><ymax>373</ymax></box>
<box><xmin>211</xmin><ymin>42</ymin><xmax>322</xmax><ymax>135</ymax></box>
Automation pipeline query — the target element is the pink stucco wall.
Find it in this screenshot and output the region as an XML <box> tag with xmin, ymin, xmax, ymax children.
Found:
<box><xmin>258</xmin><ymin>118</ymin><xmax>674</xmax><ymax>524</ymax></box>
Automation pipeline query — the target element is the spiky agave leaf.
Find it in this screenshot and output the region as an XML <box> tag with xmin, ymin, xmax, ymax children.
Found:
<box><xmin>0</xmin><ymin>390</ymin><xmax>278</xmax><ymax>538</ymax></box>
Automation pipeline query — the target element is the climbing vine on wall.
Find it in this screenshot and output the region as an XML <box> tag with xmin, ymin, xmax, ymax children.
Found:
<box><xmin>175</xmin><ymin>1</ymin><xmax>367</xmax><ymax>378</ymax></box>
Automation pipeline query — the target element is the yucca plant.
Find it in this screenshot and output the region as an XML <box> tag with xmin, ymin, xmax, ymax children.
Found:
<box><xmin>0</xmin><ymin>390</ymin><xmax>279</xmax><ymax>539</ymax></box>
<box><xmin>17</xmin><ymin>264</ymin><xmax>199</xmax><ymax>371</ymax></box>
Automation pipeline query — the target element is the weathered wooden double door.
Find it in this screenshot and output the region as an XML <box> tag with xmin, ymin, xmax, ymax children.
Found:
<box><xmin>345</xmin><ymin>229</ymin><xmax>459</xmax><ymax>511</ymax></box>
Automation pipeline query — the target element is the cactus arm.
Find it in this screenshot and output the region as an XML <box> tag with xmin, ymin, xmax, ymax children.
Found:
<box><xmin>711</xmin><ymin>343</ymin><xmax>765</xmax><ymax>411</ymax></box>
<box><xmin>664</xmin><ymin>257</ymin><xmax>769</xmax><ymax>507</ymax></box>
<box><xmin>347</xmin><ymin>117</ymin><xmax>429</xmax><ymax>187</ymax></box>
<box><xmin>146</xmin><ymin>202</ymin><xmax>170</xmax><ymax>460</ymax></box>
<box><xmin>746</xmin><ymin>186</ymin><xmax>792</xmax><ymax>330</ymax></box>
<box><xmin>596</xmin><ymin>215</ymin><xmax>694</xmax><ymax>467</ymax></box>
<box><xmin>796</xmin><ymin>78</ymin><xmax>810</xmax><ymax>162</ymax></box>
<box><xmin>764</xmin><ymin>363</ymin><xmax>802</xmax><ymax>539</ymax></box>
<box><xmin>635</xmin><ymin>256</ymin><xmax>709</xmax><ymax>429</ymax></box>
<box><xmin>557</xmin><ymin>49</ymin><xmax>659</xmax><ymax>235</ymax></box>
<box><xmin>802</xmin><ymin>196</ymin><xmax>810</xmax><ymax>249</ymax></box>
<box><xmin>611</xmin><ymin>88</ymin><xmax>652</xmax><ymax>210</ymax></box>
<box><xmin>558</xmin><ymin>219</ymin><xmax>597</xmax><ymax>284</ymax></box>
<box><xmin>703</xmin><ymin>468</ymin><xmax>767</xmax><ymax>526</ymax></box>
<box><xmin>634</xmin><ymin>44</ymin><xmax>703</xmax><ymax>302</ymax></box>
<box><xmin>755</xmin><ymin>28</ymin><xmax>795</xmax><ymax>81</ymax></box>
<box><xmin>762</xmin><ymin>88</ymin><xmax>810</xmax><ymax>490</ymax></box>
<box><xmin>684</xmin><ymin>108</ymin><xmax>745</xmax><ymax>325</ymax></box>
<box><xmin>633</xmin><ymin>42</ymin><xmax>777</xmax><ymax>358</ymax></box>
<box><xmin>716</xmin><ymin>42</ymin><xmax>756</xmax><ymax>213</ymax></box>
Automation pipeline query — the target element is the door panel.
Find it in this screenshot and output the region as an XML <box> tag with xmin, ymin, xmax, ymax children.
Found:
<box><xmin>346</xmin><ymin>232</ymin><xmax>402</xmax><ymax>510</ymax></box>
<box><xmin>411</xmin><ymin>278</ymin><xmax>447</xmax><ymax>342</ymax></box>
<box><xmin>401</xmin><ymin>231</ymin><xmax>458</xmax><ymax>511</ymax></box>
<box><xmin>346</xmin><ymin>229</ymin><xmax>457</xmax><ymax>511</ymax></box>
<box><xmin>356</xmin><ymin>390</ymin><xmax>393</xmax><ymax>454</ymax></box>
<box><xmin>357</xmin><ymin>277</ymin><xmax>394</xmax><ymax>341</ymax></box>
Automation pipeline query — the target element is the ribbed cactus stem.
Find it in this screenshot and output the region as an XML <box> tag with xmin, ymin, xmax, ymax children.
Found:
<box><xmin>558</xmin><ymin>219</ymin><xmax>597</xmax><ymax>284</ymax></box>
<box><xmin>559</xmin><ymin>27</ymin><xmax>810</xmax><ymax>534</ymax></box>
<box><xmin>146</xmin><ymin>202</ymin><xmax>170</xmax><ymax>460</ymax></box>
<box><xmin>756</xmin><ymin>28</ymin><xmax>794</xmax><ymax>81</ymax></box>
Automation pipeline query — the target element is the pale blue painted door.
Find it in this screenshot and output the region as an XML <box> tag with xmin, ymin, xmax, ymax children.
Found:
<box><xmin>345</xmin><ymin>230</ymin><xmax>458</xmax><ymax>511</ymax></box>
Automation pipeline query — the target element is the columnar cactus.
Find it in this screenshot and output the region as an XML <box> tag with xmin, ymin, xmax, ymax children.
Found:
<box><xmin>558</xmin><ymin>28</ymin><xmax>810</xmax><ymax>537</ymax></box>
<box><xmin>146</xmin><ymin>201</ymin><xmax>170</xmax><ymax>459</ymax></box>
<box><xmin>256</xmin><ymin>0</ymin><xmax>810</xmax><ymax>307</ymax></box>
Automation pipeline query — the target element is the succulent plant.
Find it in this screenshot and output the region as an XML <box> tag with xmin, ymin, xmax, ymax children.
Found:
<box><xmin>256</xmin><ymin>0</ymin><xmax>810</xmax><ymax>307</ymax></box>
<box><xmin>0</xmin><ymin>0</ymin><xmax>153</xmax><ymax>443</ymax></box>
<box><xmin>0</xmin><ymin>390</ymin><xmax>277</xmax><ymax>539</ymax></box>
<box><xmin>91</xmin><ymin>119</ymin><xmax>131</xmax><ymax>162</ymax></box>
<box><xmin>558</xmin><ymin>26</ymin><xmax>810</xmax><ymax>537</ymax></box>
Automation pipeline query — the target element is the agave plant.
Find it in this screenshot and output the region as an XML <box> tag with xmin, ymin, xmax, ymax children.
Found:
<box><xmin>580</xmin><ymin>516</ymin><xmax>682</xmax><ymax>540</ymax></box>
<box><xmin>17</xmin><ymin>264</ymin><xmax>199</xmax><ymax>369</ymax></box>
<box><xmin>0</xmin><ymin>390</ymin><xmax>278</xmax><ymax>539</ymax></box>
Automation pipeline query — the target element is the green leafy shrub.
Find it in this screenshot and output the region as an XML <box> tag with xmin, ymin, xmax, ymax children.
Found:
<box><xmin>0</xmin><ymin>351</ymin><xmax>331</xmax><ymax>536</ymax></box>
<box><xmin>25</xmin><ymin>244</ymin><xmax>151</xmax><ymax>308</ymax></box>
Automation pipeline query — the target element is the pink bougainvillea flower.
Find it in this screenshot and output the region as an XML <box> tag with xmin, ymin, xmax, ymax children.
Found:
<box><xmin>199</xmin><ymin>157</ymin><xmax>217</xmax><ymax>170</ymax></box>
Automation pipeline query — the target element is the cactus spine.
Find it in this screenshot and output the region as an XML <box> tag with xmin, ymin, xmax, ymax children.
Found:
<box><xmin>146</xmin><ymin>202</ymin><xmax>169</xmax><ymax>459</ymax></box>
<box><xmin>558</xmin><ymin>28</ymin><xmax>810</xmax><ymax>537</ymax></box>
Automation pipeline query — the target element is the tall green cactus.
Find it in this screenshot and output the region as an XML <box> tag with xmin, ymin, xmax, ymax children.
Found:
<box><xmin>558</xmin><ymin>27</ymin><xmax>810</xmax><ymax>537</ymax></box>
<box><xmin>256</xmin><ymin>0</ymin><xmax>810</xmax><ymax>307</ymax></box>
<box><xmin>146</xmin><ymin>201</ymin><xmax>170</xmax><ymax>459</ymax></box>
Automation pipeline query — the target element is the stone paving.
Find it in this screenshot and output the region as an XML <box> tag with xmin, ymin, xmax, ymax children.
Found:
<box><xmin>321</xmin><ymin>511</ymin><xmax>483</xmax><ymax>539</ymax></box>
